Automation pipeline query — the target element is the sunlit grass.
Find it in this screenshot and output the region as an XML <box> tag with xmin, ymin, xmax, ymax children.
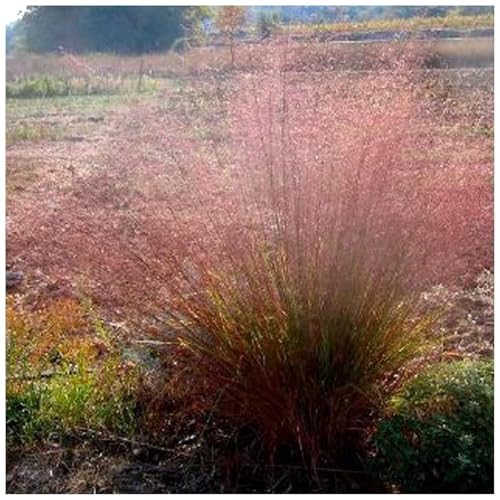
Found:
<box><xmin>293</xmin><ymin>13</ymin><xmax>494</xmax><ymax>34</ymax></box>
<box><xmin>6</xmin><ymin>297</ymin><xmax>140</xmax><ymax>444</ymax></box>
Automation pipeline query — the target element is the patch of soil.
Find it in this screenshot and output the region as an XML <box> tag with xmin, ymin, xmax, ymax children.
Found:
<box><xmin>423</xmin><ymin>269</ymin><xmax>493</xmax><ymax>358</ymax></box>
<box><xmin>6</xmin><ymin>436</ymin><xmax>380</xmax><ymax>493</ymax></box>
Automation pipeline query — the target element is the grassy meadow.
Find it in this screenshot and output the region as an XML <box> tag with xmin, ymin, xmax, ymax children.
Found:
<box><xmin>290</xmin><ymin>11</ymin><xmax>493</xmax><ymax>34</ymax></box>
<box><xmin>6</xmin><ymin>24</ymin><xmax>494</xmax><ymax>493</ymax></box>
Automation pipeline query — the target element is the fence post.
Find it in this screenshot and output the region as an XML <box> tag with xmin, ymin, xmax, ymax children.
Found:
<box><xmin>137</xmin><ymin>59</ymin><xmax>144</xmax><ymax>92</ymax></box>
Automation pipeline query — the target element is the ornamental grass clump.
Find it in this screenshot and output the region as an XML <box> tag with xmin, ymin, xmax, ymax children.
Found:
<box><xmin>160</xmin><ymin>63</ymin><xmax>450</xmax><ymax>472</ymax></box>
<box><xmin>171</xmin><ymin>238</ymin><xmax>439</xmax><ymax>472</ymax></box>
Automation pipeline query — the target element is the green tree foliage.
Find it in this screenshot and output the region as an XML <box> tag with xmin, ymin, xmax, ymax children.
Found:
<box><xmin>6</xmin><ymin>22</ymin><xmax>20</xmax><ymax>53</ymax></box>
<box><xmin>20</xmin><ymin>6</ymin><xmax>197</xmax><ymax>54</ymax></box>
<box><xmin>183</xmin><ymin>6</ymin><xmax>213</xmax><ymax>46</ymax></box>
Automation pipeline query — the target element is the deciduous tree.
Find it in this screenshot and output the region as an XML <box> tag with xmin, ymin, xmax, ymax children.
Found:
<box><xmin>215</xmin><ymin>6</ymin><xmax>246</xmax><ymax>66</ymax></box>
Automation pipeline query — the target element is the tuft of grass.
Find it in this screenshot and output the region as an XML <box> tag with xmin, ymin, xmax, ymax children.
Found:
<box><xmin>6</xmin><ymin>159</ymin><xmax>40</xmax><ymax>195</ymax></box>
<box><xmin>6</xmin><ymin>75</ymin><xmax>77</xmax><ymax>98</ymax></box>
<box><xmin>6</xmin><ymin>74</ymin><xmax>166</xmax><ymax>99</ymax></box>
<box><xmin>463</xmin><ymin>124</ymin><xmax>494</xmax><ymax>139</ymax></box>
<box><xmin>7</xmin><ymin>123</ymin><xmax>63</xmax><ymax>144</ymax></box>
<box><xmin>6</xmin><ymin>297</ymin><xmax>140</xmax><ymax>444</ymax></box>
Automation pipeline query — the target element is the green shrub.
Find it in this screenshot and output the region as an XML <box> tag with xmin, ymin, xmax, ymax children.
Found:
<box><xmin>370</xmin><ymin>359</ymin><xmax>493</xmax><ymax>493</ymax></box>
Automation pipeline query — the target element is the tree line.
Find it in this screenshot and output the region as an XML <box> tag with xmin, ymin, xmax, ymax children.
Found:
<box><xmin>10</xmin><ymin>6</ymin><xmax>211</xmax><ymax>54</ymax></box>
<box><xmin>7</xmin><ymin>5</ymin><xmax>494</xmax><ymax>55</ymax></box>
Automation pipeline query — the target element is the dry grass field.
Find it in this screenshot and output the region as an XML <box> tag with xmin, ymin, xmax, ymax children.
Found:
<box><xmin>6</xmin><ymin>34</ymin><xmax>493</xmax><ymax>493</ymax></box>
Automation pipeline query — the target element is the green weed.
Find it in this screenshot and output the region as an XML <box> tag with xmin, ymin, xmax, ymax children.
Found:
<box><xmin>6</xmin><ymin>297</ymin><xmax>140</xmax><ymax>444</ymax></box>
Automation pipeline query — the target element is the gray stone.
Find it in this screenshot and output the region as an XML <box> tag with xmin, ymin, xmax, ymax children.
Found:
<box><xmin>6</xmin><ymin>271</ymin><xmax>23</xmax><ymax>289</ymax></box>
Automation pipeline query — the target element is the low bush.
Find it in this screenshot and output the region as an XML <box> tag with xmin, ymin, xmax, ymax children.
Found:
<box><xmin>6</xmin><ymin>297</ymin><xmax>140</xmax><ymax>444</ymax></box>
<box><xmin>370</xmin><ymin>359</ymin><xmax>493</xmax><ymax>493</ymax></box>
